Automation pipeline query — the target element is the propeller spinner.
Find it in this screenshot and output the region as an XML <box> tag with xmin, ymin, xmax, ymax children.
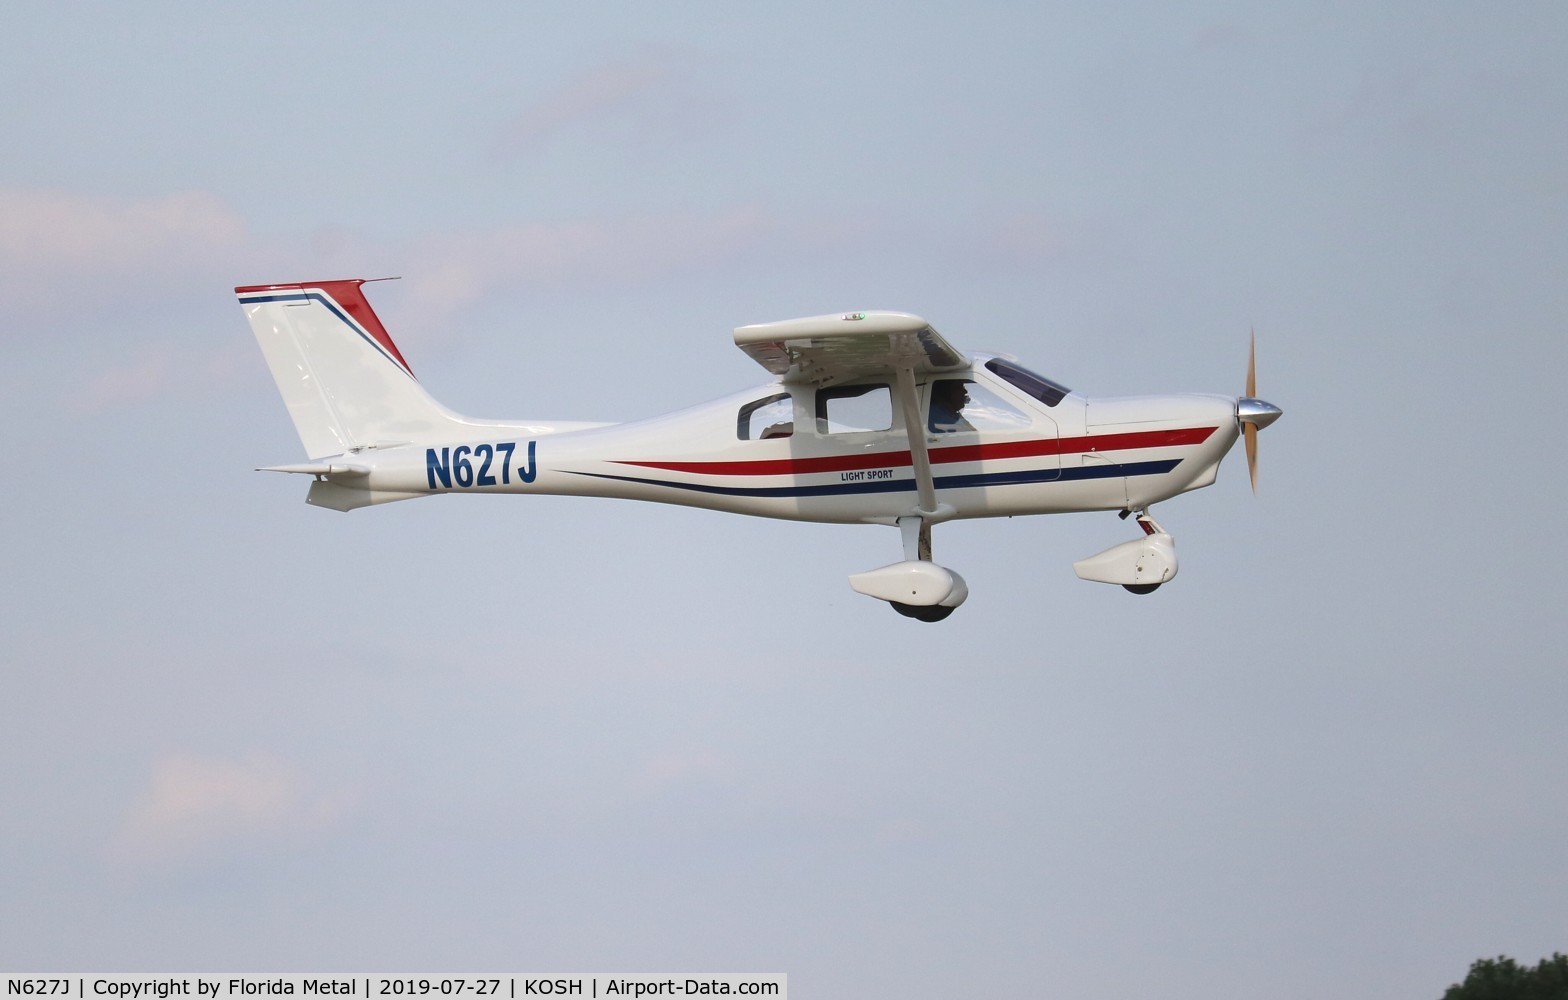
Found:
<box><xmin>1236</xmin><ymin>332</ymin><xmax>1283</xmax><ymax>492</ymax></box>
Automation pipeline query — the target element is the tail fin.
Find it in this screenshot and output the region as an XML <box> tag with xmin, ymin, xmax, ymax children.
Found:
<box><xmin>237</xmin><ymin>279</ymin><xmax>460</xmax><ymax>458</ymax></box>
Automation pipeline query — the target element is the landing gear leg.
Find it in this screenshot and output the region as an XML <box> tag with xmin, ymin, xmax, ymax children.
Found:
<box><xmin>1123</xmin><ymin>510</ymin><xmax>1165</xmax><ymax>594</ymax></box>
<box><xmin>899</xmin><ymin>514</ymin><xmax>932</xmax><ymax>562</ymax></box>
<box><xmin>889</xmin><ymin>515</ymin><xmax>954</xmax><ymax>620</ymax></box>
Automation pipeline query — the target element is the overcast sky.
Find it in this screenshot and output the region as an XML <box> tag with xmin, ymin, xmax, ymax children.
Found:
<box><xmin>3</xmin><ymin>3</ymin><xmax>1566</xmax><ymax>997</ymax></box>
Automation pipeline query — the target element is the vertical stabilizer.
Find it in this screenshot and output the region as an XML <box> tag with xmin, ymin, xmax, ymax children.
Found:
<box><xmin>237</xmin><ymin>279</ymin><xmax>461</xmax><ymax>459</ymax></box>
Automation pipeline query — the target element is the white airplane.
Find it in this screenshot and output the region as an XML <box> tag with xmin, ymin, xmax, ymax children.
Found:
<box><xmin>238</xmin><ymin>278</ymin><xmax>1282</xmax><ymax>621</ymax></box>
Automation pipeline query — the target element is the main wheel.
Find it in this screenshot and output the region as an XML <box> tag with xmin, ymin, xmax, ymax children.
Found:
<box><xmin>1122</xmin><ymin>583</ymin><xmax>1161</xmax><ymax>595</ymax></box>
<box><xmin>891</xmin><ymin>602</ymin><xmax>955</xmax><ymax>622</ymax></box>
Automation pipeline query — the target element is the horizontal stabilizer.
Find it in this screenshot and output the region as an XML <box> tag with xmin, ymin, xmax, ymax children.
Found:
<box><xmin>258</xmin><ymin>463</ymin><xmax>370</xmax><ymax>477</ymax></box>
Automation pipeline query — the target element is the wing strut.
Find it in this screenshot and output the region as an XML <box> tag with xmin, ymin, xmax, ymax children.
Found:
<box><xmin>893</xmin><ymin>365</ymin><xmax>940</xmax><ymax>520</ymax></box>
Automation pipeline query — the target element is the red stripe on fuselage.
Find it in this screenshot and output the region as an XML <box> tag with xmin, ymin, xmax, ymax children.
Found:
<box><xmin>615</xmin><ymin>426</ymin><xmax>1219</xmax><ymax>477</ymax></box>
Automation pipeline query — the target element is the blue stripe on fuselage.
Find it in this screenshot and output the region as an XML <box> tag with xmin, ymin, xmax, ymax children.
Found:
<box><xmin>571</xmin><ymin>459</ymin><xmax>1182</xmax><ymax>499</ymax></box>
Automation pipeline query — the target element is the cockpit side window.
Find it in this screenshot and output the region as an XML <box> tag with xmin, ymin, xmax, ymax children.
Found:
<box><xmin>984</xmin><ymin>358</ymin><xmax>1071</xmax><ymax>407</ymax></box>
<box><xmin>816</xmin><ymin>383</ymin><xmax>892</xmax><ymax>434</ymax></box>
<box><xmin>738</xmin><ymin>392</ymin><xmax>794</xmax><ymax>440</ymax></box>
<box><xmin>928</xmin><ymin>379</ymin><xmax>1032</xmax><ymax>433</ymax></box>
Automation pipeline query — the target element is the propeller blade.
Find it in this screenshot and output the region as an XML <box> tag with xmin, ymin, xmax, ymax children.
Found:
<box><xmin>1244</xmin><ymin>330</ymin><xmax>1259</xmax><ymax>492</ymax></box>
<box><xmin>1245</xmin><ymin>422</ymin><xmax>1259</xmax><ymax>493</ymax></box>
<box><xmin>1237</xmin><ymin>329</ymin><xmax>1281</xmax><ymax>492</ymax></box>
<box><xmin>1247</xmin><ymin>328</ymin><xmax>1256</xmax><ymax>398</ymax></box>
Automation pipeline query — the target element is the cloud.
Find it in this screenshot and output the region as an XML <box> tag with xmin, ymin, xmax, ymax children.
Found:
<box><xmin>74</xmin><ymin>340</ymin><xmax>254</xmax><ymax>415</ymax></box>
<box><xmin>635</xmin><ymin>749</ymin><xmax>740</xmax><ymax>798</ymax></box>
<box><xmin>493</xmin><ymin>50</ymin><xmax>725</xmax><ymax>158</ymax></box>
<box><xmin>6</xmin><ymin>179</ymin><xmax>1085</xmax><ymax>417</ymax></box>
<box><xmin>398</xmin><ymin>203</ymin><xmax>774</xmax><ymax>317</ymax></box>
<box><xmin>0</xmin><ymin>182</ymin><xmax>783</xmax><ymax>416</ymax></box>
<box><xmin>77</xmin><ymin>346</ymin><xmax>175</xmax><ymax>414</ymax></box>
<box><xmin>0</xmin><ymin>187</ymin><xmax>773</xmax><ymax>330</ymax></box>
<box><xmin>109</xmin><ymin>752</ymin><xmax>349</xmax><ymax>868</ymax></box>
<box><xmin>0</xmin><ymin>188</ymin><xmax>247</xmax><ymax>313</ymax></box>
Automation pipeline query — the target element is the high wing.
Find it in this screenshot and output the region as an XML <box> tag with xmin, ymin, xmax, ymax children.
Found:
<box><xmin>733</xmin><ymin>311</ymin><xmax>967</xmax><ymax>385</ymax></box>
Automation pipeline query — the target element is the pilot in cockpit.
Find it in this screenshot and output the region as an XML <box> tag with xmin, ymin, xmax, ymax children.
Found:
<box><xmin>928</xmin><ymin>379</ymin><xmax>974</xmax><ymax>433</ymax></box>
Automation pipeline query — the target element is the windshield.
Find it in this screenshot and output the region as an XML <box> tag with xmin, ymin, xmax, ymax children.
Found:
<box><xmin>984</xmin><ymin>357</ymin><xmax>1071</xmax><ymax>407</ymax></box>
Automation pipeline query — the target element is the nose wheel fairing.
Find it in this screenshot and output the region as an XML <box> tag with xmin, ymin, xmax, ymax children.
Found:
<box><xmin>1073</xmin><ymin>512</ymin><xmax>1179</xmax><ymax>591</ymax></box>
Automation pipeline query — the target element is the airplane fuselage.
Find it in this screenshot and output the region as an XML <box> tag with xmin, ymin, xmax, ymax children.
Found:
<box><xmin>305</xmin><ymin>358</ymin><xmax>1241</xmax><ymax>524</ymax></box>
